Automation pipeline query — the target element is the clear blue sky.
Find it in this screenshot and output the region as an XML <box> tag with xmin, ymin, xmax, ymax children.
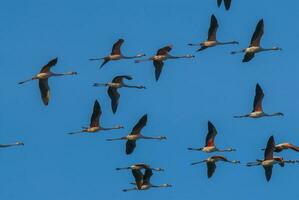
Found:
<box><xmin>1</xmin><ymin>0</ymin><xmax>299</xmax><ymax>199</ymax></box>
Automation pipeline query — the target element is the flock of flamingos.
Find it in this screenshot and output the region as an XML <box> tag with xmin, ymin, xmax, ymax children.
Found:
<box><xmin>3</xmin><ymin>0</ymin><xmax>299</xmax><ymax>192</ymax></box>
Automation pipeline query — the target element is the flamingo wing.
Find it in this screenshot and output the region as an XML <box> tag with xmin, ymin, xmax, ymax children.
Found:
<box><xmin>126</xmin><ymin>140</ymin><xmax>136</xmax><ymax>155</ymax></box>
<box><xmin>131</xmin><ymin>114</ymin><xmax>147</xmax><ymax>135</ymax></box>
<box><xmin>285</xmin><ymin>143</ymin><xmax>299</xmax><ymax>152</ymax></box>
<box><xmin>263</xmin><ymin>166</ymin><xmax>273</xmax><ymax>182</ymax></box>
<box><xmin>153</xmin><ymin>60</ymin><xmax>164</xmax><ymax>81</ymax></box>
<box><xmin>224</xmin><ymin>0</ymin><xmax>232</xmax><ymax>10</ymax></box>
<box><xmin>242</xmin><ymin>52</ymin><xmax>255</xmax><ymax>62</ymax></box>
<box><xmin>252</xmin><ymin>83</ymin><xmax>264</xmax><ymax>112</ymax></box>
<box><xmin>108</xmin><ymin>87</ymin><xmax>120</xmax><ymax>114</ymax></box>
<box><xmin>217</xmin><ymin>0</ymin><xmax>222</xmax><ymax>7</ymax></box>
<box><xmin>264</xmin><ymin>136</ymin><xmax>275</xmax><ymax>160</ymax></box>
<box><xmin>208</xmin><ymin>14</ymin><xmax>219</xmax><ymax>41</ymax></box>
<box><xmin>90</xmin><ymin>100</ymin><xmax>101</xmax><ymax>128</ymax></box>
<box><xmin>40</xmin><ymin>57</ymin><xmax>58</xmax><ymax>73</ymax></box>
<box><xmin>111</xmin><ymin>39</ymin><xmax>124</xmax><ymax>55</ymax></box>
<box><xmin>143</xmin><ymin>169</ymin><xmax>153</xmax><ymax>185</ymax></box>
<box><xmin>112</xmin><ymin>75</ymin><xmax>133</xmax><ymax>83</ymax></box>
<box><xmin>132</xmin><ymin>169</ymin><xmax>143</xmax><ymax>189</ymax></box>
<box><xmin>207</xmin><ymin>162</ymin><xmax>216</xmax><ymax>178</ymax></box>
<box><xmin>250</xmin><ymin>19</ymin><xmax>264</xmax><ymax>47</ymax></box>
<box><xmin>156</xmin><ymin>45</ymin><xmax>172</xmax><ymax>56</ymax></box>
<box><xmin>39</xmin><ymin>79</ymin><xmax>50</xmax><ymax>106</ymax></box>
<box><xmin>205</xmin><ymin>121</ymin><xmax>217</xmax><ymax>147</ymax></box>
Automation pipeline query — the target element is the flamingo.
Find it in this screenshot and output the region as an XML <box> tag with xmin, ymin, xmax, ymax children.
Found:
<box><xmin>89</xmin><ymin>39</ymin><xmax>145</xmax><ymax>68</ymax></box>
<box><xmin>106</xmin><ymin>114</ymin><xmax>166</xmax><ymax>155</ymax></box>
<box><xmin>188</xmin><ymin>14</ymin><xmax>238</xmax><ymax>51</ymax></box>
<box><xmin>18</xmin><ymin>57</ymin><xmax>77</xmax><ymax>106</ymax></box>
<box><xmin>234</xmin><ymin>83</ymin><xmax>283</xmax><ymax>118</ymax></box>
<box><xmin>0</xmin><ymin>141</ymin><xmax>24</xmax><ymax>148</ymax></box>
<box><xmin>68</xmin><ymin>100</ymin><xmax>123</xmax><ymax>134</ymax></box>
<box><xmin>247</xmin><ymin>136</ymin><xmax>299</xmax><ymax>181</ymax></box>
<box><xmin>261</xmin><ymin>143</ymin><xmax>299</xmax><ymax>153</ymax></box>
<box><xmin>217</xmin><ymin>0</ymin><xmax>232</xmax><ymax>10</ymax></box>
<box><xmin>93</xmin><ymin>75</ymin><xmax>145</xmax><ymax>114</ymax></box>
<box><xmin>116</xmin><ymin>163</ymin><xmax>164</xmax><ymax>171</ymax></box>
<box><xmin>231</xmin><ymin>19</ymin><xmax>282</xmax><ymax>62</ymax></box>
<box><xmin>188</xmin><ymin>121</ymin><xmax>236</xmax><ymax>153</ymax></box>
<box><xmin>122</xmin><ymin>169</ymin><xmax>172</xmax><ymax>192</ymax></box>
<box><xmin>135</xmin><ymin>45</ymin><xmax>194</xmax><ymax>81</ymax></box>
<box><xmin>191</xmin><ymin>155</ymin><xmax>240</xmax><ymax>178</ymax></box>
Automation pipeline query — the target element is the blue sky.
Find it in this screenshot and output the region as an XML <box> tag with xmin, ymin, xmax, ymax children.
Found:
<box><xmin>1</xmin><ymin>0</ymin><xmax>299</xmax><ymax>199</ymax></box>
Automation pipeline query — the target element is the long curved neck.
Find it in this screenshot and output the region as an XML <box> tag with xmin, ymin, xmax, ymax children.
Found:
<box><xmin>260</xmin><ymin>47</ymin><xmax>281</xmax><ymax>52</ymax></box>
<box><xmin>122</xmin><ymin>53</ymin><xmax>145</xmax><ymax>59</ymax></box>
<box><xmin>219</xmin><ymin>147</ymin><xmax>236</xmax><ymax>152</ymax></box>
<box><xmin>102</xmin><ymin>125</ymin><xmax>123</xmax><ymax>131</ymax></box>
<box><xmin>116</xmin><ymin>167</ymin><xmax>131</xmax><ymax>170</ymax></box>
<box><xmin>0</xmin><ymin>143</ymin><xmax>21</xmax><ymax>148</ymax></box>
<box><xmin>141</xmin><ymin>135</ymin><xmax>165</xmax><ymax>140</ymax></box>
<box><xmin>246</xmin><ymin>161</ymin><xmax>261</xmax><ymax>167</ymax></box>
<box><xmin>151</xmin><ymin>184</ymin><xmax>170</xmax><ymax>188</ymax></box>
<box><xmin>231</xmin><ymin>49</ymin><xmax>246</xmax><ymax>54</ymax></box>
<box><xmin>264</xmin><ymin>112</ymin><xmax>283</xmax><ymax>117</ymax></box>
<box><xmin>167</xmin><ymin>54</ymin><xmax>193</xmax><ymax>59</ymax></box>
<box><xmin>191</xmin><ymin>160</ymin><xmax>206</xmax><ymax>165</ymax></box>
<box><xmin>52</xmin><ymin>72</ymin><xmax>76</xmax><ymax>76</ymax></box>
<box><xmin>123</xmin><ymin>84</ymin><xmax>145</xmax><ymax>89</ymax></box>
<box><xmin>188</xmin><ymin>147</ymin><xmax>203</xmax><ymax>151</ymax></box>
<box><xmin>234</xmin><ymin>114</ymin><xmax>250</xmax><ymax>118</ymax></box>
<box><xmin>218</xmin><ymin>41</ymin><xmax>238</xmax><ymax>45</ymax></box>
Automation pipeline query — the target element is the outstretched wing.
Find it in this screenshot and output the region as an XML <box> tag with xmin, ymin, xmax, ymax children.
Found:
<box><xmin>39</xmin><ymin>79</ymin><xmax>50</xmax><ymax>106</ymax></box>
<box><xmin>250</xmin><ymin>19</ymin><xmax>264</xmax><ymax>47</ymax></box>
<box><xmin>264</xmin><ymin>136</ymin><xmax>275</xmax><ymax>160</ymax></box>
<box><xmin>131</xmin><ymin>114</ymin><xmax>147</xmax><ymax>135</ymax></box>
<box><xmin>217</xmin><ymin>0</ymin><xmax>222</xmax><ymax>7</ymax></box>
<box><xmin>90</xmin><ymin>100</ymin><xmax>101</xmax><ymax>127</ymax></box>
<box><xmin>143</xmin><ymin>169</ymin><xmax>153</xmax><ymax>185</ymax></box>
<box><xmin>208</xmin><ymin>15</ymin><xmax>218</xmax><ymax>41</ymax></box>
<box><xmin>156</xmin><ymin>45</ymin><xmax>172</xmax><ymax>56</ymax></box>
<box><xmin>207</xmin><ymin>162</ymin><xmax>216</xmax><ymax>178</ymax></box>
<box><xmin>108</xmin><ymin>87</ymin><xmax>120</xmax><ymax>114</ymax></box>
<box><xmin>224</xmin><ymin>0</ymin><xmax>232</xmax><ymax>10</ymax></box>
<box><xmin>111</xmin><ymin>39</ymin><xmax>124</xmax><ymax>55</ymax></box>
<box><xmin>40</xmin><ymin>57</ymin><xmax>58</xmax><ymax>73</ymax></box>
<box><xmin>126</xmin><ymin>140</ymin><xmax>136</xmax><ymax>155</ymax></box>
<box><xmin>205</xmin><ymin>121</ymin><xmax>217</xmax><ymax>147</ymax></box>
<box><xmin>132</xmin><ymin>169</ymin><xmax>143</xmax><ymax>189</ymax></box>
<box><xmin>242</xmin><ymin>52</ymin><xmax>255</xmax><ymax>62</ymax></box>
<box><xmin>153</xmin><ymin>61</ymin><xmax>164</xmax><ymax>81</ymax></box>
<box><xmin>112</xmin><ymin>75</ymin><xmax>133</xmax><ymax>83</ymax></box>
<box><xmin>252</xmin><ymin>83</ymin><xmax>264</xmax><ymax>112</ymax></box>
<box><xmin>263</xmin><ymin>166</ymin><xmax>273</xmax><ymax>182</ymax></box>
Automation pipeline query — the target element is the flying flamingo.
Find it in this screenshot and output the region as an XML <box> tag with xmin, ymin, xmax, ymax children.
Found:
<box><xmin>93</xmin><ymin>75</ymin><xmax>145</xmax><ymax>114</ymax></box>
<box><xmin>261</xmin><ymin>142</ymin><xmax>299</xmax><ymax>153</ymax></box>
<box><xmin>188</xmin><ymin>14</ymin><xmax>238</xmax><ymax>51</ymax></box>
<box><xmin>188</xmin><ymin>121</ymin><xmax>236</xmax><ymax>153</ymax></box>
<box><xmin>106</xmin><ymin>114</ymin><xmax>167</xmax><ymax>155</ymax></box>
<box><xmin>234</xmin><ymin>83</ymin><xmax>283</xmax><ymax>118</ymax></box>
<box><xmin>231</xmin><ymin>19</ymin><xmax>282</xmax><ymax>62</ymax></box>
<box><xmin>217</xmin><ymin>0</ymin><xmax>232</xmax><ymax>10</ymax></box>
<box><xmin>135</xmin><ymin>45</ymin><xmax>194</xmax><ymax>81</ymax></box>
<box><xmin>18</xmin><ymin>58</ymin><xmax>77</xmax><ymax>106</ymax></box>
<box><xmin>68</xmin><ymin>100</ymin><xmax>123</xmax><ymax>134</ymax></box>
<box><xmin>116</xmin><ymin>163</ymin><xmax>164</xmax><ymax>172</ymax></box>
<box><xmin>122</xmin><ymin>169</ymin><xmax>171</xmax><ymax>192</ymax></box>
<box><xmin>247</xmin><ymin>136</ymin><xmax>299</xmax><ymax>181</ymax></box>
<box><xmin>0</xmin><ymin>141</ymin><xmax>24</xmax><ymax>148</ymax></box>
<box><xmin>191</xmin><ymin>155</ymin><xmax>240</xmax><ymax>178</ymax></box>
<box><xmin>89</xmin><ymin>39</ymin><xmax>145</xmax><ymax>68</ymax></box>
